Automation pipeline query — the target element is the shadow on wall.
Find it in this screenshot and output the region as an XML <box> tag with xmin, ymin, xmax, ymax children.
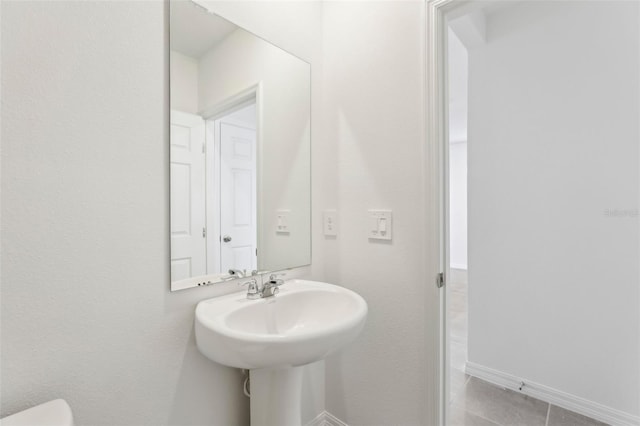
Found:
<box><xmin>324</xmin><ymin>356</ymin><xmax>347</xmax><ymax>421</ymax></box>
<box><xmin>167</xmin><ymin>327</ymin><xmax>249</xmax><ymax>426</ymax></box>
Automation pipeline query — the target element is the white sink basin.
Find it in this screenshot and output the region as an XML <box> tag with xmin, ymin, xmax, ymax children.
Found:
<box><xmin>195</xmin><ymin>279</ymin><xmax>368</xmax><ymax>370</ymax></box>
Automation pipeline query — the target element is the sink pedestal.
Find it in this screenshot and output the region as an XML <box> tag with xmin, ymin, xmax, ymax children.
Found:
<box><xmin>250</xmin><ymin>366</ymin><xmax>303</xmax><ymax>426</ymax></box>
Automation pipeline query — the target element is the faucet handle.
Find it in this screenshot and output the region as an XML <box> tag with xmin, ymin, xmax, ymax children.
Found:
<box><xmin>229</xmin><ymin>269</ymin><xmax>247</xmax><ymax>278</ymax></box>
<box><xmin>240</xmin><ymin>279</ymin><xmax>260</xmax><ymax>299</ymax></box>
<box><xmin>238</xmin><ymin>278</ymin><xmax>257</xmax><ymax>287</ymax></box>
<box><xmin>268</xmin><ymin>272</ymin><xmax>286</xmax><ymax>287</ymax></box>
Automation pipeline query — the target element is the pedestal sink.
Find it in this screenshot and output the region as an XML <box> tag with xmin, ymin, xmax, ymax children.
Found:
<box><xmin>195</xmin><ymin>279</ymin><xmax>368</xmax><ymax>426</ymax></box>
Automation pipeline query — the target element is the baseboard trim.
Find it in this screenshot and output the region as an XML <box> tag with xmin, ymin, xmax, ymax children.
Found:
<box><xmin>465</xmin><ymin>362</ymin><xmax>640</xmax><ymax>426</ymax></box>
<box><xmin>305</xmin><ymin>411</ymin><xmax>348</xmax><ymax>426</ymax></box>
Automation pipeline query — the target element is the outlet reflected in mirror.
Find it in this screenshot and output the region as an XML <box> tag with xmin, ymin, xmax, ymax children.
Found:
<box><xmin>169</xmin><ymin>1</ymin><xmax>311</xmax><ymax>291</ymax></box>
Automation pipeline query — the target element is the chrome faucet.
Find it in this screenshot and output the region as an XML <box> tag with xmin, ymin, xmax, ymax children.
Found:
<box><xmin>259</xmin><ymin>281</ymin><xmax>279</xmax><ymax>298</ymax></box>
<box><xmin>240</xmin><ymin>279</ymin><xmax>261</xmax><ymax>300</ymax></box>
<box><xmin>239</xmin><ymin>272</ymin><xmax>287</xmax><ymax>299</ymax></box>
<box><xmin>259</xmin><ymin>273</ymin><xmax>287</xmax><ymax>298</ymax></box>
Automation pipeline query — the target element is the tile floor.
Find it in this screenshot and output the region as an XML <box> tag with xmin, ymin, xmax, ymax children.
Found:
<box><xmin>447</xmin><ymin>269</ymin><xmax>608</xmax><ymax>426</ymax></box>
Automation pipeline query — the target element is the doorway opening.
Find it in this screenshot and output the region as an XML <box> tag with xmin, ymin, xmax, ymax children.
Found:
<box><xmin>205</xmin><ymin>100</ymin><xmax>258</xmax><ymax>275</ymax></box>
<box><xmin>441</xmin><ymin>1</ymin><xmax>639</xmax><ymax>425</ymax></box>
<box><xmin>169</xmin><ymin>96</ymin><xmax>257</xmax><ymax>288</ymax></box>
<box><xmin>446</xmin><ymin>22</ymin><xmax>469</xmax><ymax>409</ymax></box>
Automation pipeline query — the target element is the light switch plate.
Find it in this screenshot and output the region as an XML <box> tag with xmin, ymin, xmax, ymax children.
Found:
<box><xmin>368</xmin><ymin>210</ymin><xmax>392</xmax><ymax>241</ymax></box>
<box><xmin>323</xmin><ymin>209</ymin><xmax>338</xmax><ymax>236</ymax></box>
<box><xmin>276</xmin><ymin>210</ymin><xmax>291</xmax><ymax>233</ymax></box>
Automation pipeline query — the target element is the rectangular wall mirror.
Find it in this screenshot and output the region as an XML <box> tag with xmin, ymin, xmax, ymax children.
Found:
<box><xmin>169</xmin><ymin>1</ymin><xmax>311</xmax><ymax>291</ymax></box>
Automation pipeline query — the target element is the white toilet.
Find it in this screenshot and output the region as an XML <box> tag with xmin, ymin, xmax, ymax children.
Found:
<box><xmin>0</xmin><ymin>399</ymin><xmax>73</xmax><ymax>426</ymax></box>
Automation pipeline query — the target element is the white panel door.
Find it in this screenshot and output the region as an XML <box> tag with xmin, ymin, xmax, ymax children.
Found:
<box><xmin>220</xmin><ymin>122</ymin><xmax>257</xmax><ymax>273</ymax></box>
<box><xmin>170</xmin><ymin>110</ymin><xmax>206</xmax><ymax>282</ymax></box>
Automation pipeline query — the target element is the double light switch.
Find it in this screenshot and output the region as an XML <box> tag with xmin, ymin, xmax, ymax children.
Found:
<box><xmin>368</xmin><ymin>210</ymin><xmax>392</xmax><ymax>241</ymax></box>
<box><xmin>322</xmin><ymin>209</ymin><xmax>392</xmax><ymax>240</ymax></box>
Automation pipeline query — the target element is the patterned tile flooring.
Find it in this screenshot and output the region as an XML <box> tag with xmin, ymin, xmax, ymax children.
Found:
<box><xmin>447</xmin><ymin>270</ymin><xmax>607</xmax><ymax>426</ymax></box>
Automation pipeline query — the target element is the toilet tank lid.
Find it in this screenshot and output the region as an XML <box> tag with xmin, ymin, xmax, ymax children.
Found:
<box><xmin>1</xmin><ymin>399</ymin><xmax>73</xmax><ymax>426</ymax></box>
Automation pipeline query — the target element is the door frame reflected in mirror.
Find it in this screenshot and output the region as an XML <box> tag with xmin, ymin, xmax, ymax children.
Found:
<box><xmin>171</xmin><ymin>83</ymin><xmax>263</xmax><ymax>291</ymax></box>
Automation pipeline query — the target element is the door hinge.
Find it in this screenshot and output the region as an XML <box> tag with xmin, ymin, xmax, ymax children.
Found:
<box><xmin>436</xmin><ymin>272</ymin><xmax>445</xmax><ymax>289</ymax></box>
<box><xmin>202</xmin><ymin>227</ymin><xmax>206</xmax><ymax>238</ymax></box>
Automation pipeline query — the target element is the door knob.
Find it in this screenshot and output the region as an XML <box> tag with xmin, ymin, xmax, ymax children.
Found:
<box><xmin>223</xmin><ymin>235</ymin><xmax>232</xmax><ymax>243</ymax></box>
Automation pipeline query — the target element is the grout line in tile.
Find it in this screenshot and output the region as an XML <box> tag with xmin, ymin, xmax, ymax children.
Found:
<box><xmin>545</xmin><ymin>403</ymin><xmax>551</xmax><ymax>426</ymax></box>
<box><xmin>463</xmin><ymin>374</ymin><xmax>472</xmax><ymax>386</ymax></box>
<box><xmin>448</xmin><ymin>371</ymin><xmax>471</xmax><ymax>407</ymax></box>
<box><xmin>458</xmin><ymin>403</ymin><xmax>503</xmax><ymax>426</ymax></box>
<box><xmin>468</xmin><ymin>409</ymin><xmax>503</xmax><ymax>426</ymax></box>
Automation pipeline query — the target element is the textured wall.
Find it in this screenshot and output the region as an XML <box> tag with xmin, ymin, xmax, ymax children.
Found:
<box><xmin>1</xmin><ymin>1</ymin><xmax>248</xmax><ymax>424</ymax></box>
<box><xmin>320</xmin><ymin>2</ymin><xmax>435</xmax><ymax>425</ymax></box>
<box><xmin>1</xmin><ymin>1</ymin><xmax>323</xmax><ymax>425</ymax></box>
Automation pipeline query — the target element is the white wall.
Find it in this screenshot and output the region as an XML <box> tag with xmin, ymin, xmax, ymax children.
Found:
<box><xmin>448</xmin><ymin>28</ymin><xmax>468</xmax><ymax>270</ymax></box>
<box><xmin>447</xmin><ymin>28</ymin><xmax>468</xmax><ymax>145</ymax></box>
<box><xmin>467</xmin><ymin>0</ymin><xmax>639</xmax><ymax>418</ymax></box>
<box><xmin>198</xmin><ymin>27</ymin><xmax>311</xmax><ymax>273</ymax></box>
<box><xmin>320</xmin><ymin>2</ymin><xmax>435</xmax><ymax>425</ymax></box>
<box><xmin>170</xmin><ymin>50</ymin><xmax>199</xmax><ymax>114</ymax></box>
<box><xmin>0</xmin><ymin>1</ymin><xmax>323</xmax><ymax>425</ymax></box>
<box><xmin>449</xmin><ymin>142</ymin><xmax>467</xmax><ymax>270</ymax></box>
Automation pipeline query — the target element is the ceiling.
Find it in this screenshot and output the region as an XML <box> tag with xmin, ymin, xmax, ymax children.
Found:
<box><xmin>170</xmin><ymin>1</ymin><xmax>238</xmax><ymax>59</ymax></box>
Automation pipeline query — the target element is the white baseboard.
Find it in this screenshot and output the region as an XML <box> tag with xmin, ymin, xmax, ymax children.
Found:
<box><xmin>305</xmin><ymin>411</ymin><xmax>348</xmax><ymax>426</ymax></box>
<box><xmin>465</xmin><ymin>362</ymin><xmax>640</xmax><ymax>426</ymax></box>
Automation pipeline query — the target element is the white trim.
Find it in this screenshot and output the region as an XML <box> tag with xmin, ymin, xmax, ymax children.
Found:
<box><xmin>305</xmin><ymin>411</ymin><xmax>348</xmax><ymax>426</ymax></box>
<box><xmin>254</xmin><ymin>84</ymin><xmax>265</xmax><ymax>271</ymax></box>
<box><xmin>426</xmin><ymin>2</ymin><xmax>446</xmax><ymax>426</ymax></box>
<box><xmin>199</xmin><ymin>83</ymin><xmax>261</xmax><ymax>121</ymax></box>
<box><xmin>466</xmin><ymin>362</ymin><xmax>640</xmax><ymax>426</ymax></box>
<box><xmin>205</xmin><ymin>119</ymin><xmax>221</xmax><ymax>275</ymax></box>
<box><xmin>427</xmin><ymin>1</ymin><xmax>466</xmax><ymax>425</ymax></box>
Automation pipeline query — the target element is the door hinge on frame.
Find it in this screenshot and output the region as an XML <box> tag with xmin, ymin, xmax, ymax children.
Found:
<box><xmin>202</xmin><ymin>227</ymin><xmax>206</xmax><ymax>238</ymax></box>
<box><xmin>436</xmin><ymin>272</ymin><xmax>445</xmax><ymax>289</ymax></box>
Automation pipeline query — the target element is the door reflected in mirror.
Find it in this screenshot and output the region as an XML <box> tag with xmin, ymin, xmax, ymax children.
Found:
<box><xmin>169</xmin><ymin>1</ymin><xmax>311</xmax><ymax>291</ymax></box>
